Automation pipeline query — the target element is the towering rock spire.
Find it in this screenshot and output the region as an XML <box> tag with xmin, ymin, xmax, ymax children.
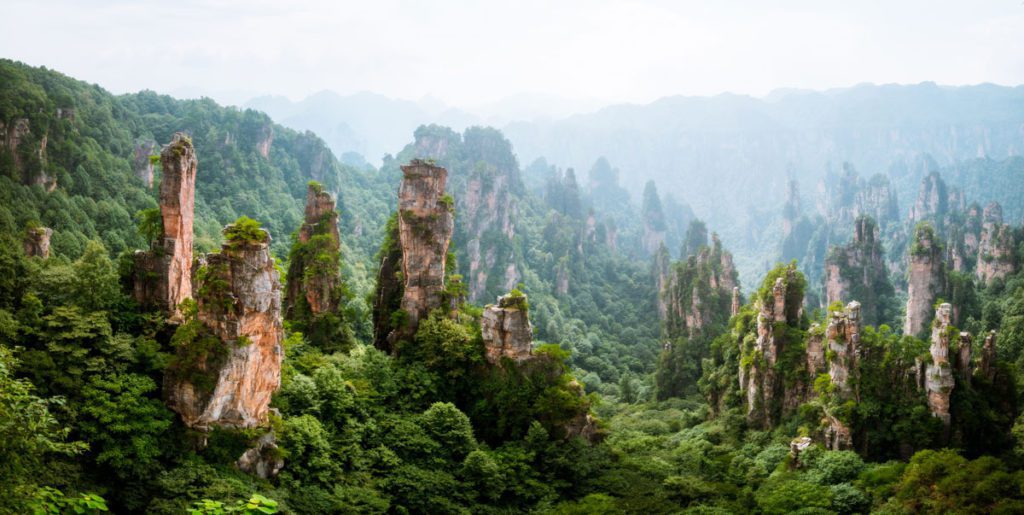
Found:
<box><xmin>165</xmin><ymin>222</ymin><xmax>283</xmax><ymax>430</ymax></box>
<box><xmin>392</xmin><ymin>160</ymin><xmax>455</xmax><ymax>345</ymax></box>
<box><xmin>925</xmin><ymin>303</ymin><xmax>955</xmax><ymax>432</ymax></box>
<box><xmin>823</xmin><ymin>301</ymin><xmax>861</xmax><ymax>450</ymax></box>
<box><xmin>904</xmin><ymin>223</ymin><xmax>945</xmax><ymax>336</ymax></box>
<box><xmin>977</xmin><ymin>331</ymin><xmax>997</xmax><ymax>382</ymax></box>
<box><xmin>824</xmin><ymin>216</ymin><xmax>893</xmax><ymax>326</ymax></box>
<box><xmin>133</xmin><ymin>133</ymin><xmax>198</xmax><ymax>320</ymax></box>
<box><xmin>284</xmin><ymin>183</ymin><xmax>349</xmax><ymax>350</ymax></box>
<box><xmin>977</xmin><ymin>202</ymin><xmax>1016</xmax><ymax>284</ymax></box>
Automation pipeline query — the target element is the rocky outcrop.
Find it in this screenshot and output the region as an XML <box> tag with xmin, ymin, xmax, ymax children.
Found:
<box><xmin>957</xmin><ymin>332</ymin><xmax>972</xmax><ymax>388</ymax></box>
<box><xmin>460</xmin><ymin>163</ymin><xmax>519</xmax><ymax>302</ymax></box>
<box><xmin>23</xmin><ymin>226</ymin><xmax>52</xmax><ymax>258</ymax></box>
<box><xmin>133</xmin><ymin>139</ymin><xmax>158</xmax><ymax>188</ymax></box>
<box><xmin>822</xmin><ymin>302</ymin><xmax>861</xmax><ymax>450</ymax></box>
<box><xmin>133</xmin><ymin>133</ymin><xmax>197</xmax><ymax>320</ymax></box>
<box><xmin>256</xmin><ymin>125</ymin><xmax>273</xmax><ymax>159</ymax></box>
<box><xmin>661</xmin><ymin>235</ymin><xmax>738</xmax><ymax>338</ymax></box>
<box><xmin>854</xmin><ymin>174</ymin><xmax>899</xmax><ymax>228</ymax></box>
<box><xmin>2</xmin><ymin>117</ymin><xmax>56</xmax><ymax>190</ymax></box>
<box><xmin>285</xmin><ymin>184</ymin><xmax>342</xmax><ymax>318</ymax></box>
<box><xmin>392</xmin><ymin>160</ymin><xmax>455</xmax><ymax>343</ymax></box>
<box><xmin>165</xmin><ymin>225</ymin><xmax>283</xmax><ymax>430</ymax></box>
<box><xmin>731</xmin><ymin>286</ymin><xmax>740</xmax><ymax>317</ymax></box>
<box><xmin>976</xmin><ymin>202</ymin><xmax>1016</xmax><ymax>284</ymax></box>
<box><xmin>481</xmin><ymin>292</ymin><xmax>533</xmax><ymax>364</ymax></box>
<box><xmin>925</xmin><ymin>303</ymin><xmax>955</xmax><ymax>431</ymax></box>
<box><xmin>904</xmin><ymin>223</ymin><xmax>945</xmax><ymax>336</ymax></box>
<box><xmin>782</xmin><ymin>179</ymin><xmax>801</xmax><ymax>239</ymax></box>
<box><xmin>653</xmin><ymin>244</ymin><xmax>671</xmax><ymax>319</ymax></box>
<box><xmin>237</xmin><ymin>430</ymin><xmax>284</xmax><ymax>479</ymax></box>
<box><xmin>977</xmin><ymin>331</ymin><xmax>997</xmax><ymax>382</ymax></box>
<box><xmin>824</xmin><ymin>216</ymin><xmax>893</xmax><ymax>326</ymax></box>
<box><xmin>909</xmin><ymin>172</ymin><xmax>950</xmax><ymax>226</ymax></box>
<box><xmin>742</xmin><ymin>267</ymin><xmax>802</xmax><ymax>428</ymax></box>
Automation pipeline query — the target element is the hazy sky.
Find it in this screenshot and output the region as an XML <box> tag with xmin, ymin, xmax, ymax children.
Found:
<box><xmin>3</xmin><ymin>0</ymin><xmax>1022</xmax><ymax>110</ymax></box>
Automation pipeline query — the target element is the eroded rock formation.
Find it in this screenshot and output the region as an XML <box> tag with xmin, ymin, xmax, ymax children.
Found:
<box><xmin>393</xmin><ymin>160</ymin><xmax>455</xmax><ymax>342</ymax></box>
<box><xmin>824</xmin><ymin>216</ymin><xmax>893</xmax><ymax>325</ymax></box>
<box><xmin>977</xmin><ymin>331</ymin><xmax>997</xmax><ymax>382</ymax></box>
<box><xmin>661</xmin><ymin>234</ymin><xmax>738</xmax><ymax>338</ymax></box>
<box><xmin>133</xmin><ymin>133</ymin><xmax>197</xmax><ymax>320</ymax></box>
<box><xmin>285</xmin><ymin>183</ymin><xmax>342</xmax><ymax>318</ymax></box>
<box><xmin>460</xmin><ymin>163</ymin><xmax>519</xmax><ymax>302</ymax></box>
<box><xmin>925</xmin><ymin>303</ymin><xmax>955</xmax><ymax>431</ymax></box>
<box><xmin>237</xmin><ymin>430</ymin><xmax>284</xmax><ymax>479</ymax></box>
<box><xmin>822</xmin><ymin>301</ymin><xmax>861</xmax><ymax>450</ymax></box>
<box><xmin>904</xmin><ymin>223</ymin><xmax>945</xmax><ymax>336</ymax></box>
<box><xmin>481</xmin><ymin>293</ymin><xmax>533</xmax><ymax>364</ymax></box>
<box><xmin>742</xmin><ymin>267</ymin><xmax>802</xmax><ymax>428</ymax></box>
<box><xmin>23</xmin><ymin>226</ymin><xmax>52</xmax><ymax>258</ymax></box>
<box><xmin>165</xmin><ymin>225</ymin><xmax>283</xmax><ymax>430</ymax></box>
<box><xmin>133</xmin><ymin>139</ymin><xmax>158</xmax><ymax>188</ymax></box>
<box><xmin>977</xmin><ymin>202</ymin><xmax>1016</xmax><ymax>284</ymax></box>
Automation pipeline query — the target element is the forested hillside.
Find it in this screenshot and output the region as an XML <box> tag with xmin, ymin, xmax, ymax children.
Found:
<box><xmin>5</xmin><ymin>59</ymin><xmax>1024</xmax><ymax>515</ymax></box>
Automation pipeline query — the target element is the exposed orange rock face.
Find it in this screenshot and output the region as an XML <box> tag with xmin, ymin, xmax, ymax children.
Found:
<box><xmin>977</xmin><ymin>202</ymin><xmax>1016</xmax><ymax>285</ymax></box>
<box><xmin>133</xmin><ymin>133</ymin><xmax>197</xmax><ymax>320</ymax></box>
<box><xmin>285</xmin><ymin>184</ymin><xmax>341</xmax><ymax>318</ymax></box>
<box><xmin>481</xmin><ymin>293</ymin><xmax>533</xmax><ymax>364</ymax></box>
<box><xmin>904</xmin><ymin>224</ymin><xmax>945</xmax><ymax>336</ymax></box>
<box><xmin>165</xmin><ymin>226</ymin><xmax>283</xmax><ymax>430</ymax></box>
<box><xmin>393</xmin><ymin>160</ymin><xmax>455</xmax><ymax>342</ymax></box>
<box><xmin>926</xmin><ymin>303</ymin><xmax>955</xmax><ymax>431</ymax></box>
<box><xmin>23</xmin><ymin>226</ymin><xmax>52</xmax><ymax>258</ymax></box>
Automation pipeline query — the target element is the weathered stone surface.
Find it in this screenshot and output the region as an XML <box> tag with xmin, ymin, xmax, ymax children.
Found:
<box><xmin>926</xmin><ymin>303</ymin><xmax>955</xmax><ymax>430</ymax></box>
<box><xmin>285</xmin><ymin>184</ymin><xmax>341</xmax><ymax>318</ymax></box>
<box><xmin>957</xmin><ymin>332</ymin><xmax>972</xmax><ymax>388</ymax></box>
<box><xmin>806</xmin><ymin>324</ymin><xmax>825</xmax><ymax>377</ymax></box>
<box><xmin>822</xmin><ymin>301</ymin><xmax>861</xmax><ymax>450</ymax></box>
<box><xmin>481</xmin><ymin>293</ymin><xmax>533</xmax><ymax>364</ymax></box>
<box><xmin>824</xmin><ymin>216</ymin><xmax>892</xmax><ymax>326</ymax></box>
<box><xmin>731</xmin><ymin>286</ymin><xmax>741</xmax><ymax>317</ymax></box>
<box><xmin>133</xmin><ymin>133</ymin><xmax>197</xmax><ymax>320</ymax></box>
<box><xmin>909</xmin><ymin>172</ymin><xmax>950</xmax><ymax>226</ymax></box>
<box><xmin>133</xmin><ymin>139</ymin><xmax>158</xmax><ymax>188</ymax></box>
<box><xmin>256</xmin><ymin>125</ymin><xmax>273</xmax><ymax>159</ymax></box>
<box><xmin>789</xmin><ymin>436</ymin><xmax>813</xmax><ymax>468</ymax></box>
<box><xmin>237</xmin><ymin>430</ymin><xmax>284</xmax><ymax>479</ymax></box>
<box><xmin>460</xmin><ymin>163</ymin><xmax>519</xmax><ymax>303</ymax></box>
<box><xmin>977</xmin><ymin>202</ymin><xmax>1016</xmax><ymax>284</ymax></box>
<box><xmin>653</xmin><ymin>244</ymin><xmax>671</xmax><ymax>320</ymax></box>
<box><xmin>393</xmin><ymin>160</ymin><xmax>454</xmax><ymax>342</ymax></box>
<box><xmin>661</xmin><ymin>235</ymin><xmax>738</xmax><ymax>338</ymax></box>
<box><xmin>977</xmin><ymin>331</ymin><xmax>997</xmax><ymax>382</ymax></box>
<box><xmin>165</xmin><ymin>227</ymin><xmax>283</xmax><ymax>430</ymax></box>
<box><xmin>23</xmin><ymin>226</ymin><xmax>52</xmax><ymax>258</ymax></box>
<box><xmin>904</xmin><ymin>224</ymin><xmax>945</xmax><ymax>336</ymax></box>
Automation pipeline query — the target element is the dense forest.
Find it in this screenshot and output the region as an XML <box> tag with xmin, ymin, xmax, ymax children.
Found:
<box><xmin>4</xmin><ymin>58</ymin><xmax>1024</xmax><ymax>515</ymax></box>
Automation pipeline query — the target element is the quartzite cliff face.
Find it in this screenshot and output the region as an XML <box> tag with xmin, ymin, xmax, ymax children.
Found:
<box><xmin>390</xmin><ymin>160</ymin><xmax>455</xmax><ymax>345</ymax></box>
<box><xmin>165</xmin><ymin>226</ymin><xmax>284</xmax><ymax>430</ymax></box>
<box><xmin>133</xmin><ymin>133</ymin><xmax>197</xmax><ymax>320</ymax></box>
<box><xmin>660</xmin><ymin>234</ymin><xmax>738</xmax><ymax>338</ymax></box>
<box><xmin>925</xmin><ymin>303</ymin><xmax>955</xmax><ymax>432</ymax></box>
<box><xmin>904</xmin><ymin>223</ymin><xmax>945</xmax><ymax>336</ymax></box>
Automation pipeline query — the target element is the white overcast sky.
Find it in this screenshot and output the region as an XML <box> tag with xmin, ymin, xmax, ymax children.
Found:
<box><xmin>2</xmin><ymin>0</ymin><xmax>1023</xmax><ymax>109</ymax></box>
